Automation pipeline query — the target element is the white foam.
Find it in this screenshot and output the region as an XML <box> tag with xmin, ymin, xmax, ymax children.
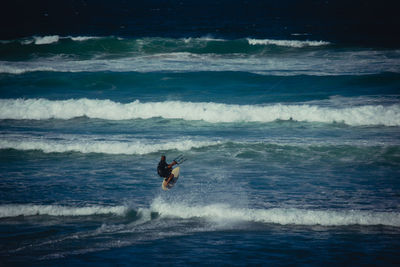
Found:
<box><xmin>0</xmin><ymin>137</ymin><xmax>219</xmax><ymax>155</ymax></box>
<box><xmin>33</xmin><ymin>35</ymin><xmax>60</xmax><ymax>45</ymax></box>
<box><xmin>0</xmin><ymin>204</ymin><xmax>128</xmax><ymax>218</ymax></box>
<box><xmin>0</xmin><ymin>98</ymin><xmax>399</xmax><ymax>126</ymax></box>
<box><xmin>183</xmin><ymin>36</ymin><xmax>226</xmax><ymax>43</ymax></box>
<box><xmin>17</xmin><ymin>35</ymin><xmax>100</xmax><ymax>46</ymax></box>
<box><xmin>291</xmin><ymin>33</ymin><xmax>311</xmax><ymax>36</ymax></box>
<box><xmin>151</xmin><ymin>200</ymin><xmax>400</xmax><ymax>227</ymax></box>
<box><xmin>69</xmin><ymin>36</ymin><xmax>101</xmax><ymax>41</ymax></box>
<box><xmin>247</xmin><ymin>38</ymin><xmax>330</xmax><ymax>47</ymax></box>
<box><xmin>0</xmin><ymin>65</ymin><xmax>56</xmax><ymax>74</ymax></box>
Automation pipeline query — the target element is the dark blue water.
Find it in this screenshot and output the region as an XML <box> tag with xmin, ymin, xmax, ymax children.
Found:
<box><xmin>2</xmin><ymin>0</ymin><xmax>400</xmax><ymax>47</ymax></box>
<box><xmin>1</xmin><ymin>1</ymin><xmax>400</xmax><ymax>266</ymax></box>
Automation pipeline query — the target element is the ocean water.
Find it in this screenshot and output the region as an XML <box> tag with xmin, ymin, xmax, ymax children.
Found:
<box><xmin>1</xmin><ymin>2</ymin><xmax>400</xmax><ymax>266</ymax></box>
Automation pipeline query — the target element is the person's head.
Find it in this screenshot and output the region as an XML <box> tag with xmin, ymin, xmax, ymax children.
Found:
<box><xmin>161</xmin><ymin>155</ymin><xmax>166</xmax><ymax>161</ymax></box>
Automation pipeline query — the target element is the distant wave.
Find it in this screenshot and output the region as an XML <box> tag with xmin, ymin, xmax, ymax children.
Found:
<box><xmin>6</xmin><ymin>35</ymin><xmax>328</xmax><ymax>47</ymax></box>
<box><xmin>291</xmin><ymin>33</ymin><xmax>312</xmax><ymax>36</ymax></box>
<box><xmin>30</xmin><ymin>35</ymin><xmax>59</xmax><ymax>45</ymax></box>
<box><xmin>182</xmin><ymin>36</ymin><xmax>227</xmax><ymax>43</ymax></box>
<box><xmin>152</xmin><ymin>199</ymin><xmax>400</xmax><ymax>227</ymax></box>
<box><xmin>247</xmin><ymin>38</ymin><xmax>330</xmax><ymax>47</ymax></box>
<box><xmin>1</xmin><ymin>98</ymin><xmax>399</xmax><ymax>126</ymax></box>
<box><xmin>19</xmin><ymin>35</ymin><xmax>102</xmax><ymax>45</ymax></box>
<box><xmin>69</xmin><ymin>36</ymin><xmax>102</xmax><ymax>42</ymax></box>
<box><xmin>13</xmin><ymin>35</ymin><xmax>330</xmax><ymax>47</ymax></box>
<box><xmin>0</xmin><ymin>138</ymin><xmax>218</xmax><ymax>155</ymax></box>
<box><xmin>0</xmin><ymin>204</ymin><xmax>128</xmax><ymax>218</ymax></box>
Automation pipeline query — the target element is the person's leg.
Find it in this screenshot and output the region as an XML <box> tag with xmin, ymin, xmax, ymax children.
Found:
<box><xmin>166</xmin><ymin>173</ymin><xmax>174</xmax><ymax>184</ymax></box>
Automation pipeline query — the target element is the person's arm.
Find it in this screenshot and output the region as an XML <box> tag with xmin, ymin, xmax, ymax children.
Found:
<box><xmin>166</xmin><ymin>174</ymin><xmax>174</xmax><ymax>184</ymax></box>
<box><xmin>167</xmin><ymin>161</ymin><xmax>177</xmax><ymax>169</ymax></box>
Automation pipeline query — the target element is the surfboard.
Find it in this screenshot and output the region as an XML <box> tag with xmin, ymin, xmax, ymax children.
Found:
<box><xmin>162</xmin><ymin>166</ymin><xmax>180</xmax><ymax>191</ymax></box>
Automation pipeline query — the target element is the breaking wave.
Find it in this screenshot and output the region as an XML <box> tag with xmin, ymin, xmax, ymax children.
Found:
<box><xmin>0</xmin><ymin>138</ymin><xmax>219</xmax><ymax>155</ymax></box>
<box><xmin>151</xmin><ymin>199</ymin><xmax>400</xmax><ymax>227</ymax></box>
<box><xmin>3</xmin><ymin>201</ymin><xmax>399</xmax><ymax>227</ymax></box>
<box><xmin>0</xmin><ymin>204</ymin><xmax>128</xmax><ymax>218</ymax></box>
<box><xmin>0</xmin><ymin>98</ymin><xmax>399</xmax><ymax>126</ymax></box>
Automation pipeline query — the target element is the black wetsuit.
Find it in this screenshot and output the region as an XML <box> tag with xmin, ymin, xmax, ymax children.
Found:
<box><xmin>157</xmin><ymin>160</ymin><xmax>171</xmax><ymax>178</ymax></box>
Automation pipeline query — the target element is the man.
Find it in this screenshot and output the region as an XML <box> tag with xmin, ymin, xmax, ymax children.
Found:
<box><xmin>157</xmin><ymin>155</ymin><xmax>177</xmax><ymax>184</ymax></box>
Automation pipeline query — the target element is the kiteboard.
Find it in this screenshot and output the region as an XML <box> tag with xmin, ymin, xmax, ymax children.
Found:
<box><xmin>162</xmin><ymin>166</ymin><xmax>180</xmax><ymax>191</ymax></box>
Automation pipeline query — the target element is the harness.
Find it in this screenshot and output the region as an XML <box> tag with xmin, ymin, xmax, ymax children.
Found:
<box><xmin>157</xmin><ymin>161</ymin><xmax>168</xmax><ymax>177</ymax></box>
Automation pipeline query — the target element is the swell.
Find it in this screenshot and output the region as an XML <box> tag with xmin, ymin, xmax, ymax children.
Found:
<box><xmin>0</xmin><ymin>98</ymin><xmax>399</xmax><ymax>126</ymax></box>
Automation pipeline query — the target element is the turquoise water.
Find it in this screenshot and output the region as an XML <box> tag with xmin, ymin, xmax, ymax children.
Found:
<box><xmin>0</xmin><ymin>34</ymin><xmax>400</xmax><ymax>266</ymax></box>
